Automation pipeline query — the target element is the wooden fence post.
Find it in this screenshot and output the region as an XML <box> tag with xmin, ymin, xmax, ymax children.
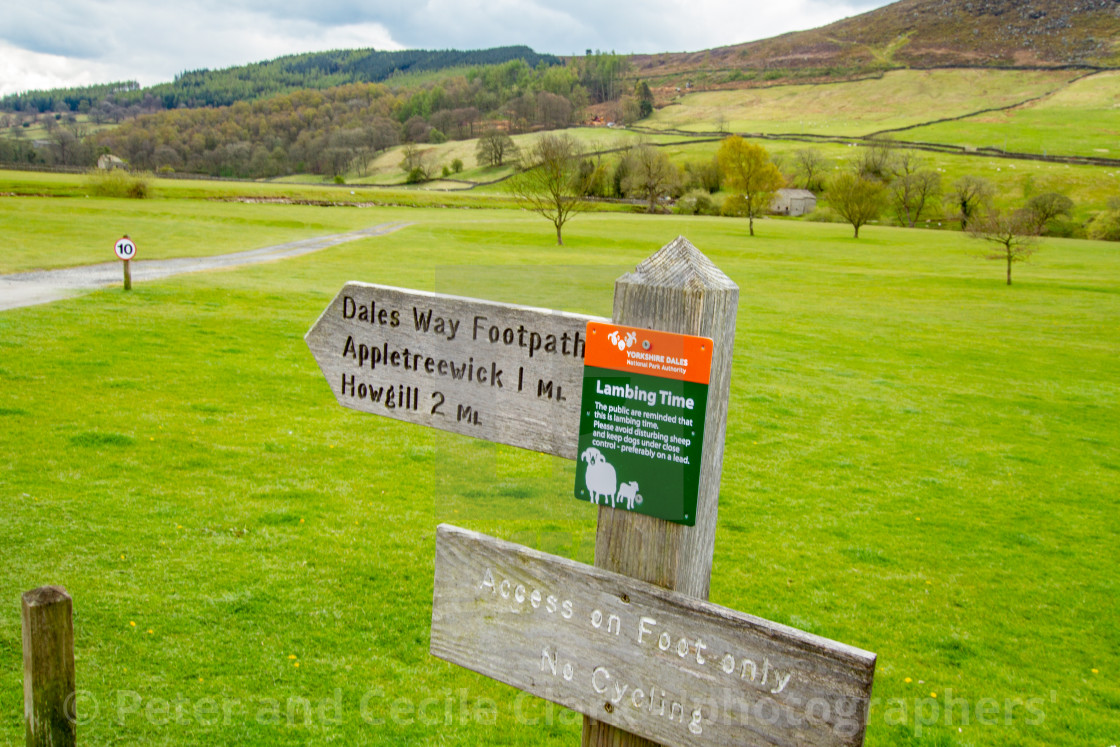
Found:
<box><xmin>22</xmin><ymin>586</ymin><xmax>76</xmax><ymax>747</ymax></box>
<box><xmin>582</xmin><ymin>237</ymin><xmax>739</xmax><ymax>747</ymax></box>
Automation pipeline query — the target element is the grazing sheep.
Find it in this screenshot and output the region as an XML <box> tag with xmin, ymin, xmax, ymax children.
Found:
<box><xmin>616</xmin><ymin>481</ymin><xmax>642</xmax><ymax>510</ymax></box>
<box><xmin>581</xmin><ymin>447</ymin><xmax>617</xmax><ymax>505</ymax></box>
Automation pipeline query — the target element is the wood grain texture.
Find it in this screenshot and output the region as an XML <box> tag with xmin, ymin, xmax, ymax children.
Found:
<box><xmin>22</xmin><ymin>586</ymin><xmax>76</xmax><ymax>747</ymax></box>
<box><xmin>587</xmin><ymin>237</ymin><xmax>741</xmax><ymax>746</ymax></box>
<box><xmin>593</xmin><ymin>236</ymin><xmax>739</xmax><ymax>598</ymax></box>
<box><xmin>431</xmin><ymin>525</ymin><xmax>876</xmax><ymax>747</ymax></box>
<box><xmin>305</xmin><ymin>282</ymin><xmax>606</xmax><ymax>459</ymax></box>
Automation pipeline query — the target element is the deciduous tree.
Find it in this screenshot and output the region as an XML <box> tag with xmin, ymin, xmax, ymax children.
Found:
<box><xmin>791</xmin><ymin>148</ymin><xmax>828</xmax><ymax>191</ymax></box>
<box><xmin>509</xmin><ymin>133</ymin><xmax>588</xmax><ymax>245</ymax></box>
<box><xmin>829</xmin><ymin>171</ymin><xmax>887</xmax><ymax>238</ymax></box>
<box><xmin>716</xmin><ymin>136</ymin><xmax>783</xmax><ymax>236</ymax></box>
<box><xmin>856</xmin><ymin>137</ymin><xmax>898</xmax><ymax>182</ymax></box>
<box><xmin>1023</xmin><ymin>192</ymin><xmax>1073</xmax><ymax>235</ymax></box>
<box><xmin>1087</xmin><ymin>197</ymin><xmax>1120</xmax><ymax>241</ymax></box>
<box><xmin>890</xmin><ymin>170</ymin><xmax>942</xmax><ymax>227</ymax></box>
<box><xmin>621</xmin><ymin>144</ymin><xmax>681</xmax><ymax>213</ymax></box>
<box><xmin>476</xmin><ymin>128</ymin><xmax>518</xmax><ymax>168</ymax></box>
<box><xmin>967</xmin><ymin>208</ymin><xmax>1038</xmax><ymax>285</ymax></box>
<box><xmin>950</xmin><ymin>175</ymin><xmax>994</xmax><ymax>230</ymax></box>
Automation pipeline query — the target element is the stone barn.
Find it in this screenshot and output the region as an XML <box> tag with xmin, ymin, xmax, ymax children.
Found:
<box><xmin>97</xmin><ymin>154</ymin><xmax>127</xmax><ymax>170</ymax></box>
<box><xmin>770</xmin><ymin>188</ymin><xmax>817</xmax><ymax>216</ymax></box>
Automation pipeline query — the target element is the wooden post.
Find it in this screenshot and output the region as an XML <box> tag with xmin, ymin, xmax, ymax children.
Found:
<box><xmin>123</xmin><ymin>259</ymin><xmax>132</xmax><ymax>291</ymax></box>
<box><xmin>22</xmin><ymin>586</ymin><xmax>76</xmax><ymax>747</ymax></box>
<box><xmin>583</xmin><ymin>237</ymin><xmax>739</xmax><ymax>746</ymax></box>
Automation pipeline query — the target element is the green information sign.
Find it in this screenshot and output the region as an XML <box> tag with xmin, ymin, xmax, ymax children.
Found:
<box><xmin>575</xmin><ymin>322</ymin><xmax>713</xmax><ymax>525</ymax></box>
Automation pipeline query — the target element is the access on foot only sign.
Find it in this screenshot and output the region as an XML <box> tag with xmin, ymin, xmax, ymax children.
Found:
<box><xmin>431</xmin><ymin>524</ymin><xmax>876</xmax><ymax>747</ymax></box>
<box><xmin>575</xmin><ymin>321</ymin><xmax>713</xmax><ymax>525</ymax></box>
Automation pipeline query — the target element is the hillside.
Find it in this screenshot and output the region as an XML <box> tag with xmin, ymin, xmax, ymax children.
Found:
<box><xmin>631</xmin><ymin>0</ymin><xmax>1120</xmax><ymax>82</ymax></box>
<box><xmin>0</xmin><ymin>46</ymin><xmax>561</xmax><ymax>113</ymax></box>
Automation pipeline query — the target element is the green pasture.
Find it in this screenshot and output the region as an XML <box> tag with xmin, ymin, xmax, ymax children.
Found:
<box><xmin>0</xmin><ymin>173</ymin><xmax>542</xmax><ymax>273</ymax></box>
<box><xmin>643</xmin><ymin>69</ymin><xmax>1081</xmax><ymax>138</ymax></box>
<box><xmin>1</xmin><ymin>190</ymin><xmax>1118</xmax><ymax>746</ymax></box>
<box><xmin>625</xmin><ymin>138</ymin><xmax>1120</xmax><ymax>219</ymax></box>
<box><xmin>896</xmin><ymin>70</ymin><xmax>1120</xmax><ymax>159</ymax></box>
<box><xmin>347</xmin><ymin>128</ymin><xmax>690</xmax><ymax>187</ymax></box>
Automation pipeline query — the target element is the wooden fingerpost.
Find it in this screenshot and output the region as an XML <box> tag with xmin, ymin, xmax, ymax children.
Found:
<box><xmin>21</xmin><ymin>586</ymin><xmax>76</xmax><ymax>747</ymax></box>
<box><xmin>583</xmin><ymin>236</ymin><xmax>739</xmax><ymax>747</ymax></box>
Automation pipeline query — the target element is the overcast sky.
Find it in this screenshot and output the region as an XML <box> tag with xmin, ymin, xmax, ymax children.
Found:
<box><xmin>0</xmin><ymin>0</ymin><xmax>893</xmax><ymax>97</ymax></box>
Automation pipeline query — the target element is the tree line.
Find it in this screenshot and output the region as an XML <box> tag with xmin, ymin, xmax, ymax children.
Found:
<box><xmin>1</xmin><ymin>50</ymin><xmax>643</xmax><ymax>179</ymax></box>
<box><xmin>0</xmin><ymin>47</ymin><xmax>561</xmax><ymax>113</ymax></box>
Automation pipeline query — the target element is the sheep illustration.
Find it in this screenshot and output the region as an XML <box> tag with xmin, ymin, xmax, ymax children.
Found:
<box><xmin>580</xmin><ymin>447</ymin><xmax>617</xmax><ymax>505</ymax></box>
<box><xmin>616</xmin><ymin>481</ymin><xmax>642</xmax><ymax>510</ymax></box>
<box><xmin>606</xmin><ymin>330</ymin><xmax>639</xmax><ymax>351</ymax></box>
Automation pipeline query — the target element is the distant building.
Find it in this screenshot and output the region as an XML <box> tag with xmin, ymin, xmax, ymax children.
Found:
<box><xmin>770</xmin><ymin>188</ymin><xmax>817</xmax><ymax>216</ymax></box>
<box><xmin>97</xmin><ymin>154</ymin><xmax>126</xmax><ymax>170</ymax></box>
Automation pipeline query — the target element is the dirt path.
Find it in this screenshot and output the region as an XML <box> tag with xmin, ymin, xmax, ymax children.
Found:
<box><xmin>0</xmin><ymin>222</ymin><xmax>411</xmax><ymax>311</ymax></box>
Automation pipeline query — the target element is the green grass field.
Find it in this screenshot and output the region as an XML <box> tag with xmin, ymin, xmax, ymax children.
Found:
<box><xmin>897</xmin><ymin>70</ymin><xmax>1120</xmax><ymax>159</ymax></box>
<box><xmin>643</xmin><ymin>69</ymin><xmax>1082</xmax><ymax>138</ymax></box>
<box><xmin>346</xmin><ymin>128</ymin><xmax>689</xmax><ymax>187</ymax></box>
<box><xmin>1</xmin><ymin>183</ymin><xmax>1117</xmax><ymax>745</ymax></box>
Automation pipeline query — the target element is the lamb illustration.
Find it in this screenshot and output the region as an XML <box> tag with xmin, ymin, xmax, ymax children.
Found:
<box><xmin>616</xmin><ymin>481</ymin><xmax>643</xmax><ymax>510</ymax></box>
<box><xmin>606</xmin><ymin>330</ymin><xmax>638</xmax><ymax>351</ymax></box>
<box><xmin>580</xmin><ymin>447</ymin><xmax>617</xmax><ymax>505</ymax></box>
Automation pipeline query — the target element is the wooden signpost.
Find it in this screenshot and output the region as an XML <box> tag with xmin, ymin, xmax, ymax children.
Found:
<box><xmin>306</xmin><ymin>236</ymin><xmax>877</xmax><ymax>745</ymax></box>
<box><xmin>114</xmin><ymin>236</ymin><xmax>136</xmax><ymax>291</ymax></box>
<box><xmin>306</xmin><ymin>283</ymin><xmax>606</xmax><ymax>459</ymax></box>
<box><xmin>432</xmin><ymin>525</ymin><xmax>875</xmax><ymax>747</ymax></box>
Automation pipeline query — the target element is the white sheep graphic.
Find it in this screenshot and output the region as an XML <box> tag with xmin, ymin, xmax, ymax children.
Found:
<box><xmin>616</xmin><ymin>481</ymin><xmax>642</xmax><ymax>510</ymax></box>
<box><xmin>607</xmin><ymin>330</ymin><xmax>638</xmax><ymax>351</ymax></box>
<box><xmin>581</xmin><ymin>447</ymin><xmax>617</xmax><ymax>505</ymax></box>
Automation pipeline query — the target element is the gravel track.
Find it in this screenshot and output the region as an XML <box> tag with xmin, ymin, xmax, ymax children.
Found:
<box><xmin>0</xmin><ymin>222</ymin><xmax>411</xmax><ymax>311</ymax></box>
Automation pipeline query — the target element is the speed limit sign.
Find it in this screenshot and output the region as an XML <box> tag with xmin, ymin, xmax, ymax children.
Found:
<box><xmin>114</xmin><ymin>236</ymin><xmax>137</xmax><ymax>261</ymax></box>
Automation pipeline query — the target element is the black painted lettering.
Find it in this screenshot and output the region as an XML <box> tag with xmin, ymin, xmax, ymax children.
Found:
<box><xmin>413</xmin><ymin>307</ymin><xmax>433</xmax><ymax>332</ymax></box>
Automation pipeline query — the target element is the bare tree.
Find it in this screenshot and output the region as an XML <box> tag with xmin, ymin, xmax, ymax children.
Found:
<box><xmin>890</xmin><ymin>170</ymin><xmax>942</xmax><ymax>227</ymax></box>
<box><xmin>476</xmin><ymin>128</ymin><xmax>519</xmax><ymax>168</ymax></box>
<box><xmin>1023</xmin><ymin>192</ymin><xmax>1073</xmax><ymax>235</ymax></box>
<box><xmin>967</xmin><ymin>208</ymin><xmax>1038</xmax><ymax>285</ymax></box>
<box><xmin>950</xmin><ymin>175</ymin><xmax>995</xmax><ymax>230</ymax></box>
<box><xmin>856</xmin><ymin>137</ymin><xmax>898</xmax><ymax>182</ymax></box>
<box><xmin>509</xmin><ymin>133</ymin><xmax>589</xmax><ymax>245</ymax></box>
<box><xmin>400</xmin><ymin>144</ymin><xmax>436</xmax><ymax>182</ymax></box>
<box><xmin>621</xmin><ymin>144</ymin><xmax>681</xmax><ymax>213</ymax></box>
<box><xmin>791</xmin><ymin>148</ymin><xmax>828</xmax><ymax>191</ymax></box>
<box><xmin>829</xmin><ymin>171</ymin><xmax>887</xmax><ymax>238</ymax></box>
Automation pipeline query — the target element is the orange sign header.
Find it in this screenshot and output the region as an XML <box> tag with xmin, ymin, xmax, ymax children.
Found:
<box><xmin>584</xmin><ymin>321</ymin><xmax>713</xmax><ymax>385</ymax></box>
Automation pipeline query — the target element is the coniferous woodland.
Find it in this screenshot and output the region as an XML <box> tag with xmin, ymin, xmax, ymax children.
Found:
<box><xmin>0</xmin><ymin>47</ymin><xmax>634</xmax><ymax>179</ymax></box>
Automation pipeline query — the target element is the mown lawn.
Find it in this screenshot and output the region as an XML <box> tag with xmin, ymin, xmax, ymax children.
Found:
<box><xmin>0</xmin><ymin>201</ymin><xmax>1117</xmax><ymax>746</ymax></box>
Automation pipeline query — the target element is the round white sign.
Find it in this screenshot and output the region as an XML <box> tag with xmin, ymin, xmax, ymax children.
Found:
<box><xmin>114</xmin><ymin>237</ymin><xmax>137</xmax><ymax>261</ymax></box>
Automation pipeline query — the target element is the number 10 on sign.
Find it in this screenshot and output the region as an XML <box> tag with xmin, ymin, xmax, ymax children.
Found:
<box><xmin>114</xmin><ymin>236</ymin><xmax>136</xmax><ymax>290</ymax></box>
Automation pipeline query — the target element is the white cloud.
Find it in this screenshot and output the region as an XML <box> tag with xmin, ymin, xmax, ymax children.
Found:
<box><xmin>0</xmin><ymin>41</ymin><xmax>125</xmax><ymax>96</ymax></box>
<box><xmin>0</xmin><ymin>0</ymin><xmax>891</xmax><ymax>96</ymax></box>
